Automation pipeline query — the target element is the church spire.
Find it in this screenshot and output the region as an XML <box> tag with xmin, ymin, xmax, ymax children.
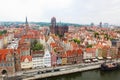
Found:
<box><xmin>25</xmin><ymin>16</ymin><xmax>29</xmax><ymax>34</ymax></box>
<box><xmin>26</xmin><ymin>16</ymin><xmax>28</xmax><ymax>26</ymax></box>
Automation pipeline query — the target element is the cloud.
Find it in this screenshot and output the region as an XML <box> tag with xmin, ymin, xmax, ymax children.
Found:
<box><xmin>0</xmin><ymin>0</ymin><xmax>120</xmax><ymax>25</ymax></box>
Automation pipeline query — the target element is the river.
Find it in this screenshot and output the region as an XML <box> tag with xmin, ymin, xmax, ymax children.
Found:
<box><xmin>39</xmin><ymin>69</ymin><xmax>120</xmax><ymax>80</ymax></box>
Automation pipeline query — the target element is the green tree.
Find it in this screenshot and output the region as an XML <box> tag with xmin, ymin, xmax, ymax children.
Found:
<box><xmin>73</xmin><ymin>38</ymin><xmax>81</xmax><ymax>44</ymax></box>
<box><xmin>2</xmin><ymin>30</ymin><xmax>7</xmax><ymax>34</ymax></box>
<box><xmin>0</xmin><ymin>30</ymin><xmax>7</xmax><ymax>35</ymax></box>
<box><xmin>94</xmin><ymin>32</ymin><xmax>99</xmax><ymax>38</ymax></box>
<box><xmin>104</xmin><ymin>34</ymin><xmax>109</xmax><ymax>40</ymax></box>
<box><xmin>31</xmin><ymin>40</ymin><xmax>43</xmax><ymax>51</ymax></box>
<box><xmin>86</xmin><ymin>44</ymin><xmax>93</xmax><ymax>48</ymax></box>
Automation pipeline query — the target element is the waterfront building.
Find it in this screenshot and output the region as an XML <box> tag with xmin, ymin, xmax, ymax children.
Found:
<box><xmin>32</xmin><ymin>50</ymin><xmax>44</xmax><ymax>68</ymax></box>
<box><xmin>21</xmin><ymin>55</ymin><xmax>33</xmax><ymax>70</ymax></box>
<box><xmin>62</xmin><ymin>53</ymin><xmax>67</xmax><ymax>65</ymax></box>
<box><xmin>66</xmin><ymin>49</ymin><xmax>83</xmax><ymax>64</ymax></box>
<box><xmin>0</xmin><ymin>49</ymin><xmax>15</xmax><ymax>75</ymax></box>
<box><xmin>43</xmin><ymin>50</ymin><xmax>51</xmax><ymax>67</ymax></box>
<box><xmin>84</xmin><ymin>48</ymin><xmax>97</xmax><ymax>59</ymax></box>
<box><xmin>51</xmin><ymin>51</ymin><xmax>57</xmax><ymax>66</ymax></box>
<box><xmin>97</xmin><ymin>48</ymin><xmax>103</xmax><ymax>59</ymax></box>
<box><xmin>76</xmin><ymin>49</ymin><xmax>83</xmax><ymax>63</ymax></box>
<box><xmin>56</xmin><ymin>53</ymin><xmax>62</xmax><ymax>65</ymax></box>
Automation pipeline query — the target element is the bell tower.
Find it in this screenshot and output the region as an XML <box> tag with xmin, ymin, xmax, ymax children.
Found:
<box><xmin>25</xmin><ymin>17</ymin><xmax>29</xmax><ymax>34</ymax></box>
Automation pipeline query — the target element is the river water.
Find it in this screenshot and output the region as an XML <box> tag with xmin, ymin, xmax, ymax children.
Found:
<box><xmin>39</xmin><ymin>69</ymin><xmax>120</xmax><ymax>80</ymax></box>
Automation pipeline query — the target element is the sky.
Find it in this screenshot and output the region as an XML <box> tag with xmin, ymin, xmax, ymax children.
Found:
<box><xmin>0</xmin><ymin>0</ymin><xmax>120</xmax><ymax>25</ymax></box>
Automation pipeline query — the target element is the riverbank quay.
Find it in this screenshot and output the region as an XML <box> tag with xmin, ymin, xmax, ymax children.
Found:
<box><xmin>3</xmin><ymin>60</ymin><xmax>120</xmax><ymax>80</ymax></box>
<box><xmin>22</xmin><ymin>60</ymin><xmax>120</xmax><ymax>80</ymax></box>
<box><xmin>22</xmin><ymin>64</ymin><xmax>100</xmax><ymax>80</ymax></box>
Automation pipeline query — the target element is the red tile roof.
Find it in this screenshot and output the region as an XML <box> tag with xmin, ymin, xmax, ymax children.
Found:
<box><xmin>0</xmin><ymin>49</ymin><xmax>14</xmax><ymax>62</ymax></box>
<box><xmin>21</xmin><ymin>56</ymin><xmax>32</xmax><ymax>62</ymax></box>
<box><xmin>50</xmin><ymin>42</ymin><xmax>58</xmax><ymax>48</ymax></box>
<box><xmin>77</xmin><ymin>49</ymin><xmax>83</xmax><ymax>55</ymax></box>
<box><xmin>86</xmin><ymin>48</ymin><xmax>96</xmax><ymax>53</ymax></box>
<box><xmin>62</xmin><ymin>53</ymin><xmax>67</xmax><ymax>58</ymax></box>
<box><xmin>66</xmin><ymin>49</ymin><xmax>83</xmax><ymax>57</ymax></box>
<box><xmin>0</xmin><ymin>36</ymin><xmax>3</xmax><ymax>39</ymax></box>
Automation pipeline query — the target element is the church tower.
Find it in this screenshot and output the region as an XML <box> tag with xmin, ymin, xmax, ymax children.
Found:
<box><xmin>50</xmin><ymin>17</ymin><xmax>56</xmax><ymax>34</ymax></box>
<box><xmin>51</xmin><ymin>17</ymin><xmax>56</xmax><ymax>28</ymax></box>
<box><xmin>25</xmin><ymin>17</ymin><xmax>29</xmax><ymax>34</ymax></box>
<box><xmin>26</xmin><ymin>17</ymin><xmax>29</xmax><ymax>26</ymax></box>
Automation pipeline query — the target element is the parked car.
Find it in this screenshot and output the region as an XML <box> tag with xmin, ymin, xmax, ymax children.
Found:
<box><xmin>84</xmin><ymin>59</ymin><xmax>91</xmax><ymax>63</ymax></box>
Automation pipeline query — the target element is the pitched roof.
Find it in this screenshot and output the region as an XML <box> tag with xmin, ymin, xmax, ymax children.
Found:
<box><xmin>0</xmin><ymin>49</ymin><xmax>14</xmax><ymax>62</ymax></box>
<box><xmin>21</xmin><ymin>56</ymin><xmax>32</xmax><ymax>62</ymax></box>
<box><xmin>50</xmin><ymin>42</ymin><xmax>58</xmax><ymax>48</ymax></box>
<box><xmin>77</xmin><ymin>49</ymin><xmax>83</xmax><ymax>55</ymax></box>
<box><xmin>0</xmin><ymin>36</ymin><xmax>3</xmax><ymax>39</ymax></box>
<box><xmin>86</xmin><ymin>48</ymin><xmax>96</xmax><ymax>53</ymax></box>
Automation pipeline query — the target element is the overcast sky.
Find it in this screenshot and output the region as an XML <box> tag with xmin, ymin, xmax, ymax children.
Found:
<box><xmin>0</xmin><ymin>0</ymin><xmax>120</xmax><ymax>25</ymax></box>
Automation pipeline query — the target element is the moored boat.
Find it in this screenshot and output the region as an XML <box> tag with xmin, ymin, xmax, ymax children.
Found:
<box><xmin>100</xmin><ymin>62</ymin><xmax>120</xmax><ymax>71</ymax></box>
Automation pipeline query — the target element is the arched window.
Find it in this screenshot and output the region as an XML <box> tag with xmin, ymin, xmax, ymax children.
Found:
<box><xmin>1</xmin><ymin>70</ymin><xmax>7</xmax><ymax>75</ymax></box>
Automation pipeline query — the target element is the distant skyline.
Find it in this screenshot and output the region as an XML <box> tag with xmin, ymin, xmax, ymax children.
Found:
<box><xmin>0</xmin><ymin>0</ymin><xmax>120</xmax><ymax>25</ymax></box>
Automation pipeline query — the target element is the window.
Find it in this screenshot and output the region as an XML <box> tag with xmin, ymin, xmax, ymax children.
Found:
<box><xmin>4</xmin><ymin>64</ymin><xmax>6</xmax><ymax>66</ymax></box>
<box><xmin>1</xmin><ymin>63</ymin><xmax>4</xmax><ymax>66</ymax></box>
<box><xmin>10</xmin><ymin>63</ymin><xmax>13</xmax><ymax>66</ymax></box>
<box><xmin>8</xmin><ymin>63</ymin><xmax>9</xmax><ymax>66</ymax></box>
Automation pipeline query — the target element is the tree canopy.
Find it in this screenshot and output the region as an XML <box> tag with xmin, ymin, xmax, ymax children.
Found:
<box><xmin>94</xmin><ymin>32</ymin><xmax>99</xmax><ymax>38</ymax></box>
<box><xmin>0</xmin><ymin>30</ymin><xmax>7</xmax><ymax>35</ymax></box>
<box><xmin>31</xmin><ymin>40</ymin><xmax>43</xmax><ymax>51</ymax></box>
<box><xmin>86</xmin><ymin>44</ymin><xmax>93</xmax><ymax>48</ymax></box>
<box><xmin>73</xmin><ymin>38</ymin><xmax>81</xmax><ymax>44</ymax></box>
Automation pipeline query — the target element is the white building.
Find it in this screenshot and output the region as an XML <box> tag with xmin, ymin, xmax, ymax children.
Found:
<box><xmin>43</xmin><ymin>50</ymin><xmax>51</xmax><ymax>67</ymax></box>
<box><xmin>32</xmin><ymin>53</ymin><xmax>44</xmax><ymax>68</ymax></box>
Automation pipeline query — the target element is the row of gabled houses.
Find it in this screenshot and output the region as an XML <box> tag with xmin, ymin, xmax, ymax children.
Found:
<box><xmin>0</xmin><ymin>25</ymin><xmax>120</xmax><ymax>76</ymax></box>
<box><xmin>0</xmin><ymin>48</ymin><xmax>83</xmax><ymax>75</ymax></box>
<box><xmin>0</xmin><ymin>45</ymin><xmax>118</xmax><ymax>75</ymax></box>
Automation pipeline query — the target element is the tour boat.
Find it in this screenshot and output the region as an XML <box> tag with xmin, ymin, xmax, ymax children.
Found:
<box><xmin>100</xmin><ymin>62</ymin><xmax>120</xmax><ymax>71</ymax></box>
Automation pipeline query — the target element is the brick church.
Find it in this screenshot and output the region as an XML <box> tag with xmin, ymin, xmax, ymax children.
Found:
<box><xmin>50</xmin><ymin>17</ymin><xmax>68</xmax><ymax>36</ymax></box>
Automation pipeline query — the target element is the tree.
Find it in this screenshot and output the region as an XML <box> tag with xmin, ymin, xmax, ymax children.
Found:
<box><xmin>94</xmin><ymin>32</ymin><xmax>99</xmax><ymax>38</ymax></box>
<box><xmin>104</xmin><ymin>34</ymin><xmax>110</xmax><ymax>40</ymax></box>
<box><xmin>73</xmin><ymin>38</ymin><xmax>81</xmax><ymax>44</ymax></box>
<box><xmin>86</xmin><ymin>44</ymin><xmax>92</xmax><ymax>48</ymax></box>
<box><xmin>2</xmin><ymin>30</ymin><xmax>7</xmax><ymax>34</ymax></box>
<box><xmin>0</xmin><ymin>30</ymin><xmax>7</xmax><ymax>35</ymax></box>
<box><xmin>31</xmin><ymin>40</ymin><xmax>43</xmax><ymax>51</ymax></box>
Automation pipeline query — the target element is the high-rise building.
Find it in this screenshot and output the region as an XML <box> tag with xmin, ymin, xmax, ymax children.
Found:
<box><xmin>99</xmin><ymin>22</ymin><xmax>102</xmax><ymax>27</ymax></box>
<box><xmin>103</xmin><ymin>23</ymin><xmax>109</xmax><ymax>28</ymax></box>
<box><xmin>90</xmin><ymin>22</ymin><xmax>94</xmax><ymax>27</ymax></box>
